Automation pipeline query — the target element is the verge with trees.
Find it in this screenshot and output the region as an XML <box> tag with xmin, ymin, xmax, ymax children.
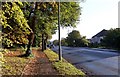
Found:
<box><xmin>1</xmin><ymin>1</ymin><xmax>82</xmax><ymax>56</ymax></box>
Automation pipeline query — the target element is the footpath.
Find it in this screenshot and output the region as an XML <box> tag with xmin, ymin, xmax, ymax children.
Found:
<box><xmin>21</xmin><ymin>49</ymin><xmax>59</xmax><ymax>76</ymax></box>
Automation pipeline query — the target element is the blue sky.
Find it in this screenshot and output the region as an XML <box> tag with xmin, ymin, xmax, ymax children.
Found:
<box><xmin>51</xmin><ymin>0</ymin><xmax>119</xmax><ymax>41</ymax></box>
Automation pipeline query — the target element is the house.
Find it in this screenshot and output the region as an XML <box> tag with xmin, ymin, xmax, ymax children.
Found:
<box><xmin>90</xmin><ymin>29</ymin><xmax>108</xmax><ymax>43</ymax></box>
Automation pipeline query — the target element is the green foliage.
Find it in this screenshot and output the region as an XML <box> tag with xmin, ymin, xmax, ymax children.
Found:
<box><xmin>79</xmin><ymin>36</ymin><xmax>90</xmax><ymax>46</ymax></box>
<box><xmin>53</xmin><ymin>30</ymin><xmax>89</xmax><ymax>47</ymax></box>
<box><xmin>21</xmin><ymin>2</ymin><xmax>31</xmax><ymax>19</ymax></box>
<box><xmin>2</xmin><ymin>38</ymin><xmax>13</xmax><ymax>47</ymax></box>
<box><xmin>61</xmin><ymin>38</ymin><xmax>68</xmax><ymax>46</ymax></box>
<box><xmin>101</xmin><ymin>28</ymin><xmax>120</xmax><ymax>50</ymax></box>
<box><xmin>66</xmin><ymin>30</ymin><xmax>89</xmax><ymax>47</ymax></box>
<box><xmin>1</xmin><ymin>2</ymin><xmax>31</xmax><ymax>48</ymax></box>
<box><xmin>27</xmin><ymin>53</ymin><xmax>34</xmax><ymax>58</ymax></box>
<box><xmin>23</xmin><ymin>2</ymin><xmax>81</xmax><ymax>47</ymax></box>
<box><xmin>44</xmin><ymin>49</ymin><xmax>85</xmax><ymax>75</ymax></box>
<box><xmin>0</xmin><ymin>49</ymin><xmax>9</xmax><ymax>54</ymax></box>
<box><xmin>89</xmin><ymin>43</ymin><xmax>102</xmax><ymax>48</ymax></box>
<box><xmin>53</xmin><ymin>40</ymin><xmax>59</xmax><ymax>46</ymax></box>
<box><xmin>0</xmin><ymin>52</ymin><xmax>4</xmax><ymax>65</ymax></box>
<box><xmin>32</xmin><ymin>31</ymin><xmax>42</xmax><ymax>47</ymax></box>
<box><xmin>22</xmin><ymin>2</ymin><xmax>58</xmax><ymax>47</ymax></box>
<box><xmin>60</xmin><ymin>2</ymin><xmax>81</xmax><ymax>27</ymax></box>
<box><xmin>1</xmin><ymin>2</ymin><xmax>82</xmax><ymax>48</ymax></box>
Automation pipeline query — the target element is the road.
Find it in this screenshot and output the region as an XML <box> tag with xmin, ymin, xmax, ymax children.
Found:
<box><xmin>51</xmin><ymin>46</ymin><xmax>119</xmax><ymax>76</ymax></box>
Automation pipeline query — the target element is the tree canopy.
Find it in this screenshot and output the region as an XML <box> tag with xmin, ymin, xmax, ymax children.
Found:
<box><xmin>1</xmin><ymin>2</ymin><xmax>31</xmax><ymax>48</ymax></box>
<box><xmin>60</xmin><ymin>2</ymin><xmax>81</xmax><ymax>27</ymax></box>
<box><xmin>101</xmin><ymin>28</ymin><xmax>120</xmax><ymax>50</ymax></box>
<box><xmin>66</xmin><ymin>30</ymin><xmax>89</xmax><ymax>47</ymax></box>
<box><xmin>1</xmin><ymin>1</ymin><xmax>82</xmax><ymax>51</ymax></box>
<box><xmin>22</xmin><ymin>2</ymin><xmax>81</xmax><ymax>48</ymax></box>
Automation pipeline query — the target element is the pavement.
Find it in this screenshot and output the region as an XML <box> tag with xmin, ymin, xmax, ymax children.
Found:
<box><xmin>21</xmin><ymin>49</ymin><xmax>59</xmax><ymax>76</ymax></box>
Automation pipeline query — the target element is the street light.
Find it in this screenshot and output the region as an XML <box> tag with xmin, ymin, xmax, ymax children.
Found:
<box><xmin>58</xmin><ymin>0</ymin><xmax>62</xmax><ymax>61</ymax></box>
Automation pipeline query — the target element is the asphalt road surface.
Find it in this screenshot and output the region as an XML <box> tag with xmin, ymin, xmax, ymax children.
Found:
<box><xmin>51</xmin><ymin>46</ymin><xmax>119</xmax><ymax>76</ymax></box>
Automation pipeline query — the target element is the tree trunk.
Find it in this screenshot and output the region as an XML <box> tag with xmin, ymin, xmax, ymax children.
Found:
<box><xmin>44</xmin><ymin>39</ymin><xmax>47</xmax><ymax>50</ymax></box>
<box><xmin>26</xmin><ymin>16</ymin><xmax>35</xmax><ymax>56</ymax></box>
<box><xmin>44</xmin><ymin>35</ymin><xmax>48</xmax><ymax>50</ymax></box>
<box><xmin>42</xmin><ymin>34</ymin><xmax>44</xmax><ymax>51</ymax></box>
<box><xmin>25</xmin><ymin>2</ymin><xmax>37</xmax><ymax>56</ymax></box>
<box><xmin>26</xmin><ymin>32</ymin><xmax>34</xmax><ymax>56</ymax></box>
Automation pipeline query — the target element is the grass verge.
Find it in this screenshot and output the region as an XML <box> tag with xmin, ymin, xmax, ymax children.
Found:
<box><xmin>44</xmin><ymin>49</ymin><xmax>86</xmax><ymax>76</ymax></box>
<box><xmin>0</xmin><ymin>49</ymin><xmax>31</xmax><ymax>75</ymax></box>
<box><xmin>1</xmin><ymin>57</ymin><xmax>30</xmax><ymax>75</ymax></box>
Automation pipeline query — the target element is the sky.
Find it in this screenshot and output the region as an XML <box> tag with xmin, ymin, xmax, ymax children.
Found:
<box><xmin>51</xmin><ymin>0</ymin><xmax>119</xmax><ymax>41</ymax></box>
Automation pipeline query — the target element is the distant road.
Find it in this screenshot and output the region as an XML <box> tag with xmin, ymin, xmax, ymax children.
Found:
<box><xmin>52</xmin><ymin>46</ymin><xmax>119</xmax><ymax>76</ymax></box>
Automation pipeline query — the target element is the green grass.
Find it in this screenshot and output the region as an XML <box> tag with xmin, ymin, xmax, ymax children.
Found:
<box><xmin>32</xmin><ymin>47</ymin><xmax>40</xmax><ymax>50</ymax></box>
<box><xmin>1</xmin><ymin>57</ymin><xmax>30</xmax><ymax>75</ymax></box>
<box><xmin>0</xmin><ymin>48</ymin><xmax>31</xmax><ymax>75</ymax></box>
<box><xmin>27</xmin><ymin>53</ymin><xmax>35</xmax><ymax>58</ymax></box>
<box><xmin>44</xmin><ymin>49</ymin><xmax>86</xmax><ymax>76</ymax></box>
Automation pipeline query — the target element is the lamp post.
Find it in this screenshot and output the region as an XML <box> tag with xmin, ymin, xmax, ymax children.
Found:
<box><xmin>58</xmin><ymin>0</ymin><xmax>62</xmax><ymax>61</ymax></box>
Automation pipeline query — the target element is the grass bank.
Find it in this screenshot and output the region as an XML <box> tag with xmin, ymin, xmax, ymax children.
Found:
<box><xmin>0</xmin><ymin>48</ymin><xmax>34</xmax><ymax>75</ymax></box>
<box><xmin>44</xmin><ymin>49</ymin><xmax>86</xmax><ymax>76</ymax></box>
<box><xmin>1</xmin><ymin>57</ymin><xmax>29</xmax><ymax>75</ymax></box>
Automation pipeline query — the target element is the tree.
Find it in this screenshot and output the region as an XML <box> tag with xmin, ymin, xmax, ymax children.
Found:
<box><xmin>66</xmin><ymin>30</ymin><xmax>89</xmax><ymax>47</ymax></box>
<box><xmin>23</xmin><ymin>2</ymin><xmax>81</xmax><ymax>51</ymax></box>
<box><xmin>53</xmin><ymin>40</ymin><xmax>59</xmax><ymax>46</ymax></box>
<box><xmin>1</xmin><ymin>2</ymin><xmax>31</xmax><ymax>48</ymax></box>
<box><xmin>61</xmin><ymin>38</ymin><xmax>68</xmax><ymax>46</ymax></box>
<box><xmin>1</xmin><ymin>1</ymin><xmax>82</xmax><ymax>57</ymax></box>
<box><xmin>20</xmin><ymin>2</ymin><xmax>58</xmax><ymax>52</ymax></box>
<box><xmin>34</xmin><ymin>2</ymin><xmax>58</xmax><ymax>51</ymax></box>
<box><xmin>66</xmin><ymin>30</ymin><xmax>81</xmax><ymax>46</ymax></box>
<box><xmin>60</xmin><ymin>2</ymin><xmax>81</xmax><ymax>27</ymax></box>
<box><xmin>101</xmin><ymin>28</ymin><xmax>120</xmax><ymax>50</ymax></box>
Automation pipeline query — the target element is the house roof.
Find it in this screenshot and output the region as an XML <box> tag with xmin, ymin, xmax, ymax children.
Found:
<box><xmin>92</xmin><ymin>29</ymin><xmax>108</xmax><ymax>38</ymax></box>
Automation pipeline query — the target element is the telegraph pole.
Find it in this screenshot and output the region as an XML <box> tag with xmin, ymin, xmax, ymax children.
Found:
<box><xmin>58</xmin><ymin>0</ymin><xmax>62</xmax><ymax>61</ymax></box>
